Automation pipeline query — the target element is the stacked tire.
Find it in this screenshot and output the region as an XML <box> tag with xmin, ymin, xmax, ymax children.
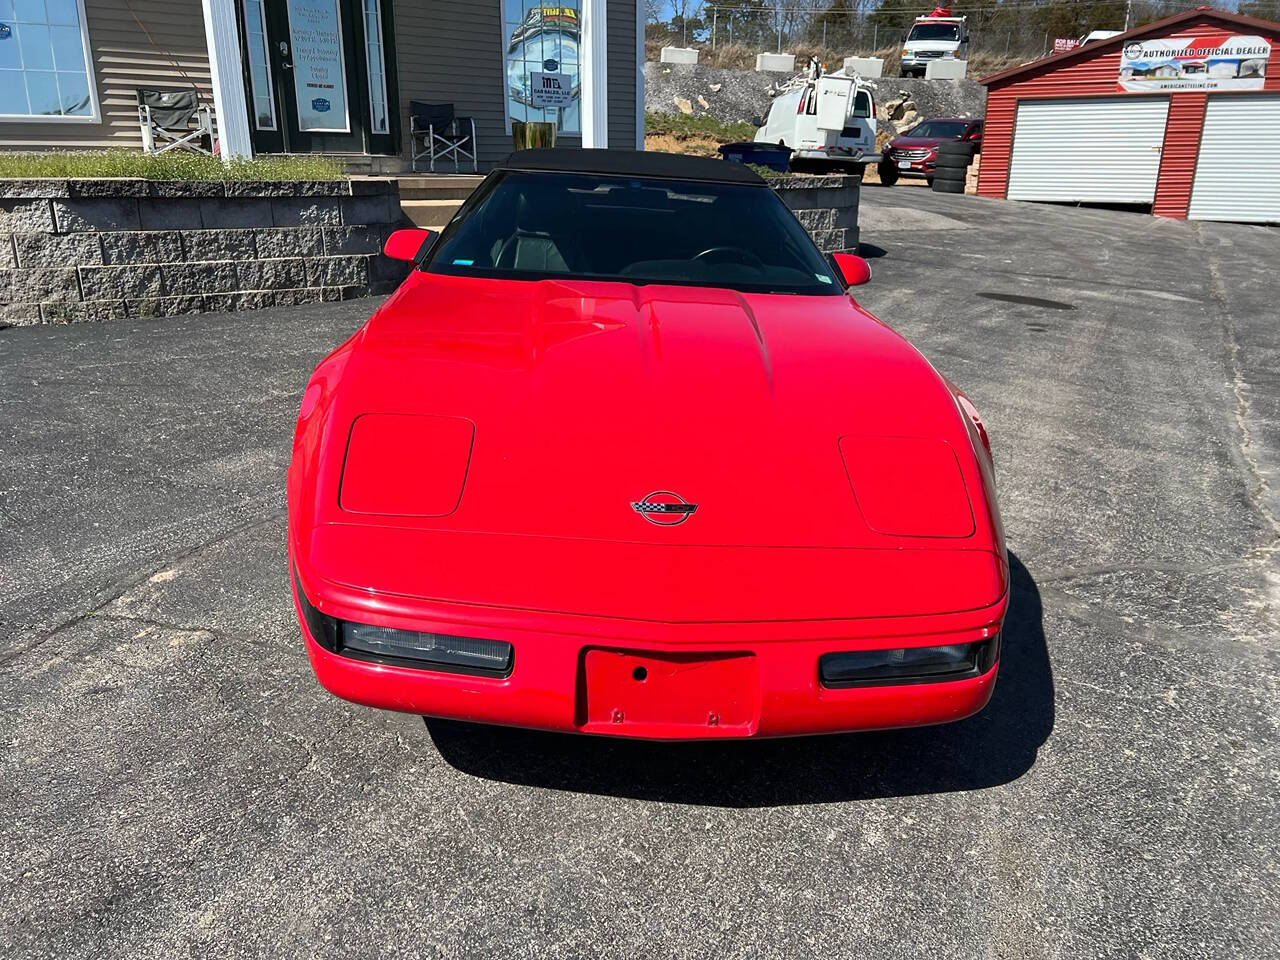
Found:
<box><xmin>931</xmin><ymin>142</ymin><xmax>973</xmax><ymax>195</ymax></box>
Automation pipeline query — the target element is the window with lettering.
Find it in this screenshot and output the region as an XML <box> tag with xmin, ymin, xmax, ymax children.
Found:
<box><xmin>502</xmin><ymin>1</ymin><xmax>580</xmax><ymax>135</ymax></box>
<box><xmin>287</xmin><ymin>0</ymin><xmax>349</xmax><ymax>132</ymax></box>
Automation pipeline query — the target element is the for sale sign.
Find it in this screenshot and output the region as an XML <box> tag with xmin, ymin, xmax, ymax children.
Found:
<box><xmin>1053</xmin><ymin>38</ymin><xmax>1080</xmax><ymax>54</ymax></box>
<box><xmin>1118</xmin><ymin>33</ymin><xmax>1270</xmax><ymax>92</ymax></box>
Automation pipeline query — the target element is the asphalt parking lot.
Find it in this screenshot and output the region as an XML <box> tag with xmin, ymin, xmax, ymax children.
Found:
<box><xmin>2</xmin><ymin>187</ymin><xmax>1278</xmax><ymax>959</ymax></box>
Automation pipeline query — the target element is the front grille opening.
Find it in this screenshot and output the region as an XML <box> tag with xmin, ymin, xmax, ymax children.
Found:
<box><xmin>294</xmin><ymin>566</ymin><xmax>512</xmax><ymax>678</ymax></box>
<box><xmin>819</xmin><ymin>636</ymin><xmax>999</xmax><ymax>688</ymax></box>
<box><xmin>339</xmin><ymin>623</ymin><xmax>514</xmax><ymax>677</ymax></box>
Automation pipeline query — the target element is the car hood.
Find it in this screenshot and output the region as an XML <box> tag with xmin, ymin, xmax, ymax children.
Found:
<box><xmin>302</xmin><ymin>271</ymin><xmax>996</xmax><ymax>553</ymax></box>
<box><xmin>890</xmin><ymin>136</ymin><xmax>948</xmax><ymax>149</ymax></box>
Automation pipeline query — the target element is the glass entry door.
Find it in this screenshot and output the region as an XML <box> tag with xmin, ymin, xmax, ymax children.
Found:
<box><xmin>239</xmin><ymin>0</ymin><xmax>397</xmax><ymax>155</ymax></box>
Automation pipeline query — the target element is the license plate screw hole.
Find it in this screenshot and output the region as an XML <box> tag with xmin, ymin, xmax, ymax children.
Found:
<box><xmin>632</xmin><ymin>666</ymin><xmax>648</xmax><ymax>682</ymax></box>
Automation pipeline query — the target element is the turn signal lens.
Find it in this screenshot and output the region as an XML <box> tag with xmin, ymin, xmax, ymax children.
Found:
<box><xmin>819</xmin><ymin>636</ymin><xmax>998</xmax><ymax>687</ymax></box>
<box><xmin>341</xmin><ymin>622</ymin><xmax>513</xmax><ymax>675</ymax></box>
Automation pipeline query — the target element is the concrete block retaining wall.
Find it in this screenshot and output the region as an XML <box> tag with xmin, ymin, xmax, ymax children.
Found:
<box><xmin>770</xmin><ymin>175</ymin><xmax>860</xmax><ymax>253</ymax></box>
<box><xmin>0</xmin><ymin>174</ymin><xmax>861</xmax><ymax>325</ymax></box>
<box><xmin>0</xmin><ymin>179</ymin><xmax>408</xmax><ymax>326</ymax></box>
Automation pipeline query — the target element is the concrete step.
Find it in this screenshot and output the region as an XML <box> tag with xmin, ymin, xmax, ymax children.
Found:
<box><xmin>397</xmin><ymin>176</ymin><xmax>483</xmax><ymax>200</ymax></box>
<box><xmin>401</xmin><ymin>198</ymin><xmax>464</xmax><ymax>228</ymax></box>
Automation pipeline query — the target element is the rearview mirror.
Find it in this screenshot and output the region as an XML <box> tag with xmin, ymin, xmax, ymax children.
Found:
<box><xmin>751</xmin><ymin>115</ymin><xmax>765</xmax><ymax>127</ymax></box>
<box><xmin>832</xmin><ymin>252</ymin><xmax>872</xmax><ymax>288</ymax></box>
<box><xmin>383</xmin><ymin>227</ymin><xmax>434</xmax><ymax>263</ymax></box>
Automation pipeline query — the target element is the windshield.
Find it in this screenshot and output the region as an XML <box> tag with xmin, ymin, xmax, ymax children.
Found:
<box><xmin>905</xmin><ymin>120</ymin><xmax>967</xmax><ymax>138</ymax></box>
<box><xmin>907</xmin><ymin>23</ymin><xmax>960</xmax><ymax>42</ymax></box>
<box><xmin>425</xmin><ymin>170</ymin><xmax>842</xmax><ymax>296</ymax></box>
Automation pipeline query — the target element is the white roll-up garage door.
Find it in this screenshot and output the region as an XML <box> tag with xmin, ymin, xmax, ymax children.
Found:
<box><xmin>1189</xmin><ymin>94</ymin><xmax>1280</xmax><ymax>224</ymax></box>
<box><xmin>1008</xmin><ymin>97</ymin><xmax>1170</xmax><ymax>203</ymax></box>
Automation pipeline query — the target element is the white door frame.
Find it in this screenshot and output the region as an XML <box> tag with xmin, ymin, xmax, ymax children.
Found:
<box><xmin>579</xmin><ymin>0</ymin><xmax>608</xmax><ymax>148</ymax></box>
<box><xmin>202</xmin><ymin>0</ymin><xmax>254</xmax><ymax>158</ymax></box>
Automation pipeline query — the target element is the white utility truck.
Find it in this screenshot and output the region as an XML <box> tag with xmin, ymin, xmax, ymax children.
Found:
<box><xmin>753</xmin><ymin>60</ymin><xmax>878</xmax><ymax>172</ymax></box>
<box><xmin>900</xmin><ymin>7</ymin><xmax>969</xmax><ymax>78</ymax></box>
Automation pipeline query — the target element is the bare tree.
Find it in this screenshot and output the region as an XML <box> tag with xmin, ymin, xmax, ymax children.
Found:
<box><xmin>670</xmin><ymin>0</ymin><xmax>707</xmax><ymax>45</ymax></box>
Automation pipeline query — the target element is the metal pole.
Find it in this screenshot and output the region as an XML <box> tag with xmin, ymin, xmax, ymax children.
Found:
<box><xmin>874</xmin><ymin>24</ymin><xmax>878</xmax><ymax>50</ymax></box>
<box><xmin>1124</xmin><ymin>0</ymin><xmax>1133</xmax><ymax>31</ymax></box>
<box><xmin>1042</xmin><ymin>32</ymin><xmax>1048</xmax><ymax>57</ymax></box>
<box><xmin>712</xmin><ymin>6</ymin><xmax>717</xmax><ymax>49</ymax></box>
<box><xmin>823</xmin><ymin>20</ymin><xmax>827</xmax><ymax>49</ymax></box>
<box><xmin>777</xmin><ymin>7</ymin><xmax>782</xmax><ymax>54</ymax></box>
<box><xmin>1005</xmin><ymin>32</ymin><xmax>1010</xmax><ymax>56</ymax></box>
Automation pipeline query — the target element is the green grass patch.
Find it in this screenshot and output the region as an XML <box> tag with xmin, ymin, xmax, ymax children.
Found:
<box><xmin>644</xmin><ymin>112</ymin><xmax>757</xmax><ymax>144</ymax></box>
<box><xmin>0</xmin><ymin>151</ymin><xmax>346</xmax><ymax>181</ymax></box>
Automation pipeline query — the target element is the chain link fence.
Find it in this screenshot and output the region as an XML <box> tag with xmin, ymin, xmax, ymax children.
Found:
<box><xmin>647</xmin><ymin>1</ymin><xmax>1280</xmax><ymax>68</ymax></box>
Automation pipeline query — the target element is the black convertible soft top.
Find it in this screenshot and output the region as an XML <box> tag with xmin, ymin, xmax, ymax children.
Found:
<box><xmin>497</xmin><ymin>148</ymin><xmax>766</xmax><ymax>185</ymax></box>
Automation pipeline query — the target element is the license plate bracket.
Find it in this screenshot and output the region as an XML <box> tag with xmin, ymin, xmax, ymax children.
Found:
<box><xmin>898</xmin><ymin>159</ymin><xmax>912</xmax><ymax>169</ymax></box>
<box><xmin>580</xmin><ymin>649</ymin><xmax>759</xmax><ymax>737</ymax></box>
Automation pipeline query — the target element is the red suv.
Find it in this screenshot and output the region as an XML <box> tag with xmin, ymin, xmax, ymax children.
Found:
<box><xmin>879</xmin><ymin>117</ymin><xmax>983</xmax><ymax>186</ymax></box>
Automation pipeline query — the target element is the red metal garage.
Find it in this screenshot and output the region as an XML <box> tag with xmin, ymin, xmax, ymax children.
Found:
<box><xmin>978</xmin><ymin>8</ymin><xmax>1280</xmax><ymax>222</ymax></box>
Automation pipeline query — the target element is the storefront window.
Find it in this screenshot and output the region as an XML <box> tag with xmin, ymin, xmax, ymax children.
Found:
<box><xmin>502</xmin><ymin>1</ymin><xmax>580</xmax><ymax>135</ymax></box>
<box><xmin>0</xmin><ymin>0</ymin><xmax>97</xmax><ymax>120</ymax></box>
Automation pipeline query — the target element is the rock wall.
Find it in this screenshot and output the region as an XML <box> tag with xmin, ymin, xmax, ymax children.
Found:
<box><xmin>645</xmin><ymin>62</ymin><xmax>987</xmax><ymax>130</ymax></box>
<box><xmin>0</xmin><ymin>179</ymin><xmax>408</xmax><ymax>326</ymax></box>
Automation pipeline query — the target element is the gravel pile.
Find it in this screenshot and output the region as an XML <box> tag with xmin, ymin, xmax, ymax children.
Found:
<box><xmin>643</xmin><ymin>62</ymin><xmax>987</xmax><ymax>131</ymax></box>
<box><xmin>644</xmin><ymin>62</ymin><xmax>782</xmax><ymax>125</ymax></box>
<box><xmin>876</xmin><ymin>77</ymin><xmax>988</xmax><ymax>127</ymax></box>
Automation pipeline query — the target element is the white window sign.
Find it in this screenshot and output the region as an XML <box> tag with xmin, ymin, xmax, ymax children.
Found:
<box><xmin>287</xmin><ymin>0</ymin><xmax>349</xmax><ymax>132</ymax></box>
<box><xmin>530</xmin><ymin>70</ymin><xmax>572</xmax><ymax>108</ymax></box>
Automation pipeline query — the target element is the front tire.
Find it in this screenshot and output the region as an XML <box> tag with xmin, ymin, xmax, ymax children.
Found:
<box><xmin>877</xmin><ymin>159</ymin><xmax>899</xmax><ymax>185</ymax></box>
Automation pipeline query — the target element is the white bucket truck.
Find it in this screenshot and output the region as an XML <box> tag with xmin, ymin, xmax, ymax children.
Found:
<box><xmin>753</xmin><ymin>59</ymin><xmax>878</xmax><ymax>172</ymax></box>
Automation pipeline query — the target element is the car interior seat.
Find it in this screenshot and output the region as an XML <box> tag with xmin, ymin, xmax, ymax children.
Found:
<box><xmin>493</xmin><ymin>189</ymin><xmax>583</xmax><ymax>273</ymax></box>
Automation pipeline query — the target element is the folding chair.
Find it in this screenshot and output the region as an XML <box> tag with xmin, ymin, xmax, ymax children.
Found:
<box><xmin>137</xmin><ymin>88</ymin><xmax>214</xmax><ymax>155</ymax></box>
<box><xmin>410</xmin><ymin>102</ymin><xmax>478</xmax><ymax>173</ymax></box>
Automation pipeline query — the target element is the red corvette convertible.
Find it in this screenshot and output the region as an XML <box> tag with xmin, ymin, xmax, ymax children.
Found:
<box><xmin>288</xmin><ymin>149</ymin><xmax>1006</xmax><ymax>740</ymax></box>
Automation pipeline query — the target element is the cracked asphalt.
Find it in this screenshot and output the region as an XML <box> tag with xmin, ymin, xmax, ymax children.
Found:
<box><xmin>2</xmin><ymin>188</ymin><xmax>1278</xmax><ymax>959</ymax></box>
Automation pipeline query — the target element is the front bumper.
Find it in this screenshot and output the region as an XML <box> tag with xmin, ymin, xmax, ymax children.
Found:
<box><xmin>292</xmin><ymin>556</ymin><xmax>1005</xmax><ymax>741</ymax></box>
<box><xmin>885</xmin><ymin>153</ymin><xmax>936</xmax><ymax>177</ymax></box>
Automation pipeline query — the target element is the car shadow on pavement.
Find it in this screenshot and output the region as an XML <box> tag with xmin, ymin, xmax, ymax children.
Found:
<box><xmin>424</xmin><ymin>552</ymin><xmax>1053</xmax><ymax>807</ymax></box>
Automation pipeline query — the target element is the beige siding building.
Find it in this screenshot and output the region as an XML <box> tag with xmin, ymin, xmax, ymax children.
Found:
<box><xmin>0</xmin><ymin>0</ymin><xmax>641</xmax><ymax>168</ymax></box>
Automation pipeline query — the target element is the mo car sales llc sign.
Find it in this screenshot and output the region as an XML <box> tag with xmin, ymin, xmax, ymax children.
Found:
<box><xmin>1118</xmin><ymin>33</ymin><xmax>1270</xmax><ymax>92</ymax></box>
<box><xmin>531</xmin><ymin>71</ymin><xmax>574</xmax><ymax>108</ymax></box>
